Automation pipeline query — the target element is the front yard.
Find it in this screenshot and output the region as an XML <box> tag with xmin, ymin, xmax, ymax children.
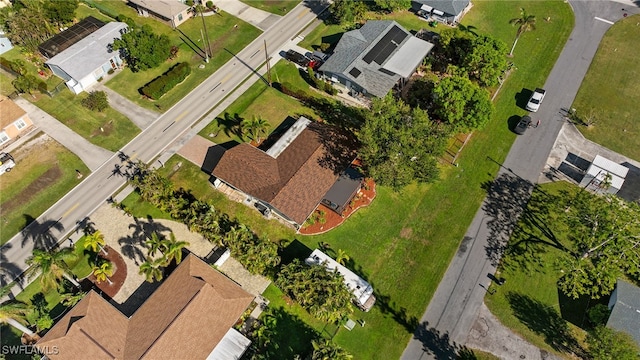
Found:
<box><xmin>572</xmin><ymin>14</ymin><xmax>640</xmax><ymax>161</ymax></box>
<box><xmin>0</xmin><ymin>134</ymin><xmax>89</xmax><ymax>245</ymax></box>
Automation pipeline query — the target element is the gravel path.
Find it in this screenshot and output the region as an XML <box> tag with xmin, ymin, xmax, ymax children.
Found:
<box><xmin>466</xmin><ymin>303</ymin><xmax>563</xmax><ymax>360</ymax></box>
<box><xmin>90</xmin><ymin>204</ymin><xmax>214</xmax><ymax>304</ymax></box>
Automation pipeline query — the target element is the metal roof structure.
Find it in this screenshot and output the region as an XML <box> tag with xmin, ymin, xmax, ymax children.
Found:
<box><xmin>580</xmin><ymin>155</ymin><xmax>629</xmax><ymax>193</ymax></box>
<box><xmin>39</xmin><ymin>16</ymin><xmax>105</xmax><ymax>59</ymax></box>
<box><xmin>607</xmin><ymin>279</ymin><xmax>640</xmax><ymax>348</ymax></box>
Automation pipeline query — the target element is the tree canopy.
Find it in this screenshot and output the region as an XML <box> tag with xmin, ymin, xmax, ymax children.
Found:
<box><xmin>112</xmin><ymin>25</ymin><xmax>171</xmax><ymax>72</ymax></box>
<box><xmin>432</xmin><ymin>75</ymin><xmax>493</xmax><ymax>132</ymax></box>
<box><xmin>359</xmin><ymin>95</ymin><xmax>448</xmax><ymax>189</ymax></box>
<box><xmin>507</xmin><ymin>184</ymin><xmax>640</xmax><ymax>299</ymax></box>
<box><xmin>586</xmin><ymin>326</ymin><xmax>640</xmax><ymax>360</ymax></box>
<box><xmin>276</xmin><ymin>259</ymin><xmax>354</xmax><ymax>323</ymax></box>
<box><xmin>329</xmin><ymin>0</ymin><xmax>367</xmax><ymax>25</ymax></box>
<box><xmin>372</xmin><ymin>0</ymin><xmax>411</xmax><ymax>13</ymax></box>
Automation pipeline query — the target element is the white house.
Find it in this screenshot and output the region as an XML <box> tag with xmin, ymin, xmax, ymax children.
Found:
<box><xmin>579</xmin><ymin>155</ymin><xmax>629</xmax><ymax>195</ymax></box>
<box><xmin>45</xmin><ymin>22</ymin><xmax>128</xmax><ymax>94</ymax></box>
<box><xmin>305</xmin><ymin>249</ymin><xmax>376</xmax><ymax>312</ymax></box>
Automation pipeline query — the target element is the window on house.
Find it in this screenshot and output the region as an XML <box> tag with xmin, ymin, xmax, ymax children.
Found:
<box><xmin>178</xmin><ymin>13</ymin><xmax>183</xmax><ymax>21</ymax></box>
<box><xmin>0</xmin><ymin>131</ymin><xmax>9</xmax><ymax>144</ymax></box>
<box><xmin>14</xmin><ymin>119</ymin><xmax>27</xmax><ymax>130</ymax></box>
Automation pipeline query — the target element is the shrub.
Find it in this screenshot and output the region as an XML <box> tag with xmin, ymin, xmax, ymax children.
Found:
<box><xmin>205</xmin><ymin>1</ymin><xmax>214</xmax><ymax>9</ymax></box>
<box><xmin>81</xmin><ymin>91</ymin><xmax>109</xmax><ymax>112</ymax></box>
<box><xmin>141</xmin><ymin>62</ymin><xmax>191</xmax><ymax>100</ymax></box>
<box><xmin>320</xmin><ymin>42</ymin><xmax>330</xmax><ymax>52</ymax></box>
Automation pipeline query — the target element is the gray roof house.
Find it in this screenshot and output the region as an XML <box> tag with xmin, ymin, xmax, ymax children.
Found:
<box><xmin>318</xmin><ymin>20</ymin><xmax>433</xmax><ymax>98</ymax></box>
<box><xmin>607</xmin><ymin>279</ymin><xmax>640</xmax><ymax>348</ymax></box>
<box><xmin>129</xmin><ymin>0</ymin><xmax>191</xmax><ymax>28</ymax></box>
<box><xmin>45</xmin><ymin>22</ymin><xmax>128</xmax><ymax>94</ymax></box>
<box><xmin>412</xmin><ymin>0</ymin><xmax>471</xmax><ymax>24</ymax></box>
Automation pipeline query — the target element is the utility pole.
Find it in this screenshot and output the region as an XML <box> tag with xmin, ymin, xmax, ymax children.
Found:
<box><xmin>264</xmin><ymin>40</ymin><xmax>272</xmax><ymax>87</ymax></box>
<box><xmin>199</xmin><ymin>7</ymin><xmax>211</xmax><ymax>62</ymax></box>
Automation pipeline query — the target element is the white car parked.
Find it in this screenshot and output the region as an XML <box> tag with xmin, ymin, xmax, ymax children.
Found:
<box><xmin>526</xmin><ymin>88</ymin><xmax>546</xmax><ymax>112</ymax></box>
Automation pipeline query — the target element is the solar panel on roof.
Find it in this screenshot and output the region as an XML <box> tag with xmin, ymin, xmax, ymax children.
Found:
<box><xmin>362</xmin><ymin>25</ymin><xmax>408</xmax><ymax>65</ymax></box>
<box><xmin>349</xmin><ymin>68</ymin><xmax>362</xmax><ymax>78</ymax></box>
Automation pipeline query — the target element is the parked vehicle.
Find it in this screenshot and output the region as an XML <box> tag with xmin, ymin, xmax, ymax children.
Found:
<box><xmin>514</xmin><ymin>115</ymin><xmax>532</xmax><ymax>135</ymax></box>
<box><xmin>0</xmin><ymin>152</ymin><xmax>16</xmax><ymax>175</ymax></box>
<box><xmin>285</xmin><ymin>50</ymin><xmax>310</xmax><ymax>67</ymax></box>
<box><xmin>526</xmin><ymin>88</ymin><xmax>546</xmax><ymax>112</ymax></box>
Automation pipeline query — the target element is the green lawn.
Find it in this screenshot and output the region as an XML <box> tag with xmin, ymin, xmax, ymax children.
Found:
<box><xmin>0</xmin><ymin>135</ymin><xmax>89</xmax><ymax>244</ymax></box>
<box><xmin>198</xmin><ymin>61</ymin><xmax>319</xmax><ymax>144</ymax></box>
<box><xmin>484</xmin><ymin>182</ymin><xmax>594</xmax><ymax>358</ymax></box>
<box><xmin>0</xmin><ymin>47</ymin><xmax>63</xmax><ymax>91</ymax></box>
<box><xmin>75</xmin><ymin>2</ymin><xmax>114</xmax><ymax>23</ymax></box>
<box><xmin>0</xmin><ymin>72</ymin><xmax>16</xmax><ymax>96</ymax></box>
<box><xmin>109</xmin><ymin>2</ymin><xmax>575</xmax><ymax>358</ymax></box>
<box><xmin>572</xmin><ymin>14</ymin><xmax>640</xmax><ymax>161</ymax></box>
<box><xmin>30</xmin><ymin>89</ymin><xmax>139</xmax><ymax>151</ymax></box>
<box><xmin>239</xmin><ymin>0</ymin><xmax>291</xmax><ymax>15</ymax></box>
<box><xmin>96</xmin><ymin>0</ymin><xmax>262</xmax><ymax>112</ymax></box>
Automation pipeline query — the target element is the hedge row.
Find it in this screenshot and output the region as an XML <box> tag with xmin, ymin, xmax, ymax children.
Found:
<box><xmin>140</xmin><ymin>62</ymin><xmax>191</xmax><ymax>100</ymax></box>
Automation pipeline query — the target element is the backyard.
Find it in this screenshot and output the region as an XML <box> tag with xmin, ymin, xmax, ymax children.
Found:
<box><xmin>572</xmin><ymin>14</ymin><xmax>640</xmax><ymax>161</ymax></box>
<box><xmin>0</xmin><ymin>134</ymin><xmax>89</xmax><ymax>245</ymax></box>
<box><xmin>118</xmin><ymin>1</ymin><xmax>575</xmax><ymax>358</ymax></box>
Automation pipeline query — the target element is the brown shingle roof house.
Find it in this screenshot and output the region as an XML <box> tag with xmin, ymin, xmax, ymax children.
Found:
<box><xmin>36</xmin><ymin>254</ymin><xmax>254</xmax><ymax>360</ymax></box>
<box><xmin>212</xmin><ymin>117</ymin><xmax>358</xmax><ymax>227</ymax></box>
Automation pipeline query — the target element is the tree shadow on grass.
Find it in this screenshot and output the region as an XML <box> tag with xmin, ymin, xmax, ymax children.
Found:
<box><xmin>216</xmin><ymin>112</ymin><xmax>245</xmax><ymax>140</ymax></box>
<box><xmin>375</xmin><ymin>292</ymin><xmax>420</xmax><ymax>333</ymax></box>
<box><xmin>411</xmin><ymin>321</ymin><xmax>478</xmax><ymax>359</ymax></box>
<box><xmin>506</xmin><ymin>291</ymin><xmax>586</xmax><ymax>357</ymax></box>
<box><xmin>245</xmin><ymin>306</ymin><xmax>319</xmax><ymax>359</ymax></box>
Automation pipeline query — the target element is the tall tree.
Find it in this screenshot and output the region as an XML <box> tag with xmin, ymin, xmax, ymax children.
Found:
<box><xmin>161</xmin><ymin>233</ymin><xmax>189</xmax><ymax>266</ymax></box>
<box><xmin>359</xmin><ymin>94</ymin><xmax>448</xmax><ymax>189</ymax></box>
<box><xmin>0</xmin><ymin>300</ymin><xmax>34</xmax><ymax>336</ymax></box>
<box><xmin>508</xmin><ymin>8</ymin><xmax>536</xmax><ymax>56</ymax></box>
<box><xmin>373</xmin><ymin>0</ymin><xmax>410</xmax><ymax>12</ymax></box>
<box><xmin>329</xmin><ymin>0</ymin><xmax>367</xmax><ymax>25</ymax></box>
<box><xmin>112</xmin><ymin>24</ymin><xmax>172</xmax><ymax>72</ymax></box>
<box><xmin>92</xmin><ymin>261</ymin><xmax>114</xmax><ymax>285</ymax></box>
<box><xmin>242</xmin><ymin>116</ymin><xmax>270</xmax><ymax>144</ymax></box>
<box><xmin>462</xmin><ymin>35</ymin><xmax>509</xmax><ymax>87</ymax></box>
<box><xmin>311</xmin><ymin>339</ymin><xmax>353</xmax><ymax>360</ymax></box>
<box><xmin>432</xmin><ymin>75</ymin><xmax>493</xmax><ymax>132</ymax></box>
<box><xmin>145</xmin><ymin>232</ymin><xmax>169</xmax><ymax>258</ymax></box>
<box><xmin>83</xmin><ymin>230</ymin><xmax>107</xmax><ymax>256</ymax></box>
<box><xmin>139</xmin><ymin>257</ymin><xmax>164</xmax><ymax>283</ymax></box>
<box><xmin>586</xmin><ymin>325</ymin><xmax>640</xmax><ymax>360</ymax></box>
<box><xmin>335</xmin><ymin>249</ymin><xmax>350</xmax><ymax>266</ymax></box>
<box><xmin>25</xmin><ymin>248</ymin><xmax>80</xmax><ymax>292</ymax></box>
<box><xmin>45</xmin><ymin>0</ymin><xmax>78</xmax><ymax>27</ymax></box>
<box><xmin>276</xmin><ymin>259</ymin><xmax>354</xmax><ymax>323</ymax></box>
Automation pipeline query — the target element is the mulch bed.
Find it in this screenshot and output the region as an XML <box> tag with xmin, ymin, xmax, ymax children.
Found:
<box><xmin>299</xmin><ymin>178</ymin><xmax>377</xmax><ymax>235</ymax></box>
<box><xmin>87</xmin><ymin>245</ymin><xmax>127</xmax><ymax>298</ymax></box>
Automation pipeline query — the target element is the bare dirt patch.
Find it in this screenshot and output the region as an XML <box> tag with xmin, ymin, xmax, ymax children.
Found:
<box><xmin>400</xmin><ymin>227</ymin><xmax>413</xmax><ymax>239</ymax></box>
<box><xmin>1</xmin><ymin>166</ymin><xmax>62</xmax><ymax>215</ymax></box>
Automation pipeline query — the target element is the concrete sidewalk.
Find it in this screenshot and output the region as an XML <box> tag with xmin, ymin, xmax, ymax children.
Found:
<box><xmin>214</xmin><ymin>0</ymin><xmax>281</xmax><ymax>30</ymax></box>
<box><xmin>13</xmin><ymin>97</ymin><xmax>113</xmax><ymax>171</ymax></box>
<box><xmin>93</xmin><ymin>83</ymin><xmax>159</xmax><ymax>130</ymax></box>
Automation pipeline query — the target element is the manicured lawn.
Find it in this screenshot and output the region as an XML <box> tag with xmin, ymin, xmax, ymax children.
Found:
<box><xmin>239</xmin><ymin>0</ymin><xmax>291</xmax><ymax>15</ymax></box>
<box><xmin>120</xmin><ymin>2</ymin><xmax>574</xmax><ymax>358</ymax></box>
<box><xmin>198</xmin><ymin>61</ymin><xmax>319</xmax><ymax>144</ymax></box>
<box><xmin>572</xmin><ymin>14</ymin><xmax>640</xmax><ymax>161</ymax></box>
<box><xmin>30</xmin><ymin>89</ymin><xmax>139</xmax><ymax>151</ymax></box>
<box><xmin>0</xmin><ymin>72</ymin><xmax>16</xmax><ymax>96</ymax></box>
<box><xmin>120</xmin><ymin>191</ymin><xmax>172</xmax><ymax>220</ymax></box>
<box><xmin>0</xmin><ymin>135</ymin><xmax>89</xmax><ymax>244</ymax></box>
<box><xmin>1</xmin><ymin>47</ymin><xmax>63</xmax><ymax>91</ymax></box>
<box><xmin>484</xmin><ymin>182</ymin><xmax>592</xmax><ymax>357</ymax></box>
<box><xmin>75</xmin><ymin>2</ymin><xmax>114</xmax><ymax>23</ymax></box>
<box><xmin>97</xmin><ymin>0</ymin><xmax>262</xmax><ymax>111</ymax></box>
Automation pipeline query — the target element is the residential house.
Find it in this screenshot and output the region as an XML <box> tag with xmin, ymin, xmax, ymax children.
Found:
<box><xmin>36</xmin><ymin>254</ymin><xmax>255</xmax><ymax>360</ymax></box>
<box><xmin>0</xmin><ymin>28</ymin><xmax>12</xmax><ymax>55</ymax></box>
<box><xmin>606</xmin><ymin>279</ymin><xmax>640</xmax><ymax>348</ymax></box>
<box><xmin>578</xmin><ymin>155</ymin><xmax>629</xmax><ymax>195</ymax></box>
<box><xmin>129</xmin><ymin>0</ymin><xmax>191</xmax><ymax>28</ymax></box>
<box><xmin>318</xmin><ymin>20</ymin><xmax>434</xmax><ymax>98</ymax></box>
<box><xmin>305</xmin><ymin>249</ymin><xmax>376</xmax><ymax>311</ymax></box>
<box><xmin>45</xmin><ymin>22</ymin><xmax>128</xmax><ymax>94</ymax></box>
<box><xmin>212</xmin><ymin>117</ymin><xmax>358</xmax><ymax>228</ymax></box>
<box><xmin>411</xmin><ymin>0</ymin><xmax>472</xmax><ymax>24</ymax></box>
<box><xmin>0</xmin><ymin>96</ymin><xmax>33</xmax><ymax>148</ymax></box>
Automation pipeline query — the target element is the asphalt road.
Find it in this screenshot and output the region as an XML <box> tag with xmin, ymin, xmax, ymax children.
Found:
<box><xmin>401</xmin><ymin>1</ymin><xmax>640</xmax><ymax>358</ymax></box>
<box><xmin>0</xmin><ymin>0</ymin><xmax>328</xmax><ymax>289</ymax></box>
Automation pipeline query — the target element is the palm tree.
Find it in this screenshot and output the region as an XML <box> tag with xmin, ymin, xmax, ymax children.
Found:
<box><xmin>162</xmin><ymin>233</ymin><xmax>190</xmax><ymax>266</ymax></box>
<box><xmin>508</xmin><ymin>8</ymin><xmax>536</xmax><ymax>56</ymax></box>
<box><xmin>335</xmin><ymin>249</ymin><xmax>350</xmax><ymax>266</ymax></box>
<box><xmin>25</xmin><ymin>248</ymin><xmax>80</xmax><ymax>292</ymax></box>
<box><xmin>0</xmin><ymin>300</ymin><xmax>35</xmax><ymax>336</ymax></box>
<box><xmin>139</xmin><ymin>257</ymin><xmax>164</xmax><ymax>283</ymax></box>
<box><xmin>145</xmin><ymin>232</ymin><xmax>169</xmax><ymax>257</ymax></box>
<box><xmin>242</xmin><ymin>116</ymin><xmax>270</xmax><ymax>144</ymax></box>
<box><xmin>83</xmin><ymin>230</ymin><xmax>107</xmax><ymax>256</ymax></box>
<box><xmin>93</xmin><ymin>261</ymin><xmax>114</xmax><ymax>285</ymax></box>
